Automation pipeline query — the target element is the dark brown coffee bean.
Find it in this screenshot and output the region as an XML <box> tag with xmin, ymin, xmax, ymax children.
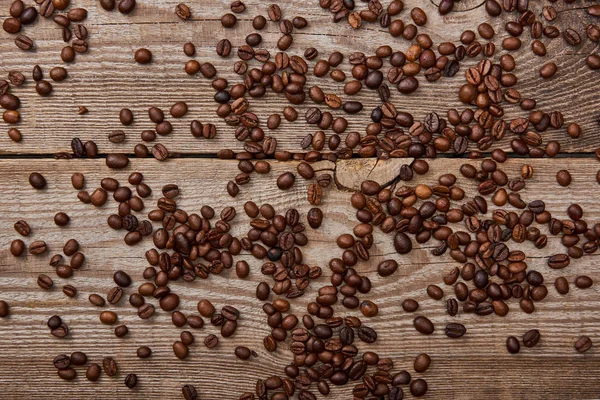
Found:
<box><xmin>413</xmin><ymin>316</ymin><xmax>434</xmax><ymax>334</ymax></box>
<box><xmin>575</xmin><ymin>336</ymin><xmax>592</xmax><ymax>353</ymax></box>
<box><xmin>523</xmin><ymin>329</ymin><xmax>541</xmax><ymax>347</ymax></box>
<box><xmin>175</xmin><ymin>3</ymin><xmax>191</xmax><ymax>20</ymax></box>
<box><xmin>102</xmin><ymin>356</ymin><xmax>118</xmax><ymax>376</ymax></box>
<box><xmin>29</xmin><ymin>173</ymin><xmax>47</xmax><ymax>189</ymax></box>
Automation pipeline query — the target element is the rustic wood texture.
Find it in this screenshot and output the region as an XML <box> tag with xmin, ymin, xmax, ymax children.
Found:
<box><xmin>0</xmin><ymin>158</ymin><xmax>599</xmax><ymax>399</ymax></box>
<box><xmin>1</xmin><ymin>0</ymin><xmax>599</xmax><ymax>398</ymax></box>
<box><xmin>0</xmin><ymin>0</ymin><xmax>599</xmax><ymax>155</ymax></box>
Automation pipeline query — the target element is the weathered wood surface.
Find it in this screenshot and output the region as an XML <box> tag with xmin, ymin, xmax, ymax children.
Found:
<box><xmin>0</xmin><ymin>0</ymin><xmax>599</xmax><ymax>155</ymax></box>
<box><xmin>0</xmin><ymin>158</ymin><xmax>598</xmax><ymax>399</ymax></box>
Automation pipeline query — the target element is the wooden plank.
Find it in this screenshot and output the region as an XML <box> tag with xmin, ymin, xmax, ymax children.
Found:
<box><xmin>0</xmin><ymin>157</ymin><xmax>598</xmax><ymax>399</ymax></box>
<box><xmin>0</xmin><ymin>0</ymin><xmax>599</xmax><ymax>155</ymax></box>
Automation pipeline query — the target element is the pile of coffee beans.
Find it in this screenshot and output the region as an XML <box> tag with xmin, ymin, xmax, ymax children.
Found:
<box><xmin>1</xmin><ymin>0</ymin><xmax>599</xmax><ymax>398</ymax></box>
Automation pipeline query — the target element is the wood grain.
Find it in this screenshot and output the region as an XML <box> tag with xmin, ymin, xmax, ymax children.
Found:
<box><xmin>0</xmin><ymin>158</ymin><xmax>598</xmax><ymax>399</ymax></box>
<box><xmin>0</xmin><ymin>0</ymin><xmax>598</xmax><ymax>155</ymax></box>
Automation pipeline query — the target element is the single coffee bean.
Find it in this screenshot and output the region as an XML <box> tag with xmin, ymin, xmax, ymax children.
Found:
<box><xmin>29</xmin><ymin>172</ymin><xmax>47</xmax><ymax>189</ymax></box>
<box><xmin>137</xmin><ymin>346</ymin><xmax>152</xmax><ymax>358</ymax></box>
<box><xmin>10</xmin><ymin>240</ymin><xmax>24</xmax><ymax>256</ymax></box>
<box><xmin>118</xmin><ymin>0</ymin><xmax>136</xmax><ymax>14</ymax></box>
<box><xmin>413</xmin><ymin>353</ymin><xmax>431</xmax><ymax>373</ymax></box>
<box><xmin>204</xmin><ymin>334</ymin><xmax>218</xmax><ymax>348</ymax></box>
<box><xmin>277</xmin><ymin>172</ymin><xmax>295</xmax><ymax>190</ymax></box>
<box><xmin>53</xmin><ymin>354</ymin><xmax>71</xmax><ymax>369</ymax></box>
<box><xmin>506</xmin><ymin>336</ymin><xmax>520</xmax><ymax>354</ymax></box>
<box><xmin>30</xmin><ymin>241</ymin><xmax>47</xmax><ymax>255</ymax></box>
<box><xmin>15</xmin><ymin>34</ymin><xmax>34</xmax><ymax>50</ymax></box>
<box><xmin>106</xmin><ymin>153</ymin><xmax>129</xmax><ymax>169</ymax></box>
<box><xmin>402</xmin><ymin>299</ymin><xmax>419</xmax><ymax>312</ymax></box>
<box><xmin>175</xmin><ymin>3</ymin><xmax>191</xmax><ymax>20</ymax></box>
<box><xmin>14</xmin><ymin>220</ymin><xmax>31</xmax><ymax>236</ymax></box>
<box><xmin>413</xmin><ymin>316</ymin><xmax>434</xmax><ymax>334</ymax></box>
<box><xmin>182</xmin><ymin>384</ymin><xmax>198</xmax><ymax>400</ymax></box>
<box><xmin>124</xmin><ymin>373</ymin><xmax>138</xmax><ymax>388</ymax></box>
<box><xmin>100</xmin><ymin>310</ymin><xmax>118</xmax><ymax>325</ymax></box>
<box><xmin>58</xmin><ymin>368</ymin><xmax>76</xmax><ymax>380</ymax></box>
<box><xmin>523</xmin><ymin>329</ymin><xmax>541</xmax><ymax>347</ymax></box>
<box><xmin>410</xmin><ymin>378</ymin><xmax>428</xmax><ymax>397</ymax></box>
<box><xmin>575</xmin><ymin>336</ymin><xmax>592</xmax><ymax>353</ymax></box>
<box><xmin>86</xmin><ymin>363</ymin><xmax>101</xmax><ymax>381</ymax></box>
<box><xmin>575</xmin><ymin>276</ymin><xmax>593</xmax><ymax>289</ymax></box>
<box><xmin>445</xmin><ymin>323</ymin><xmax>466</xmax><ymax>338</ymax></box>
<box><xmin>114</xmin><ymin>270</ymin><xmax>132</xmax><ymax>287</ymax></box>
<box><xmin>102</xmin><ymin>357</ymin><xmax>118</xmax><ymax>376</ymax></box>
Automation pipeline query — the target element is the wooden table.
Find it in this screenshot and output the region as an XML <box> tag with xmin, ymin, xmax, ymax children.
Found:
<box><xmin>0</xmin><ymin>1</ymin><xmax>598</xmax><ymax>398</ymax></box>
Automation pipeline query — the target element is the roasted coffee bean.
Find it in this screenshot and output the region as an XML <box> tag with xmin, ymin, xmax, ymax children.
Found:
<box><xmin>29</xmin><ymin>173</ymin><xmax>47</xmax><ymax>189</ymax></box>
<box><xmin>182</xmin><ymin>384</ymin><xmax>198</xmax><ymax>400</ymax></box>
<box><xmin>506</xmin><ymin>336</ymin><xmax>520</xmax><ymax>354</ymax></box>
<box><xmin>575</xmin><ymin>336</ymin><xmax>592</xmax><ymax>353</ymax></box>
<box><xmin>413</xmin><ymin>316</ymin><xmax>434</xmax><ymax>334</ymax></box>
<box><xmin>413</xmin><ymin>353</ymin><xmax>431</xmax><ymax>373</ymax></box>
<box><xmin>445</xmin><ymin>323</ymin><xmax>466</xmax><ymax>338</ymax></box>
<box><xmin>523</xmin><ymin>329</ymin><xmax>541</xmax><ymax>347</ymax></box>
<box><xmin>175</xmin><ymin>3</ymin><xmax>191</xmax><ymax>20</ymax></box>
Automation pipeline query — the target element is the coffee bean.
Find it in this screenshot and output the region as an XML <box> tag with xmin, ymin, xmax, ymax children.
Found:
<box><xmin>106</xmin><ymin>153</ymin><xmax>129</xmax><ymax>169</ymax></box>
<box><xmin>125</xmin><ymin>373</ymin><xmax>138</xmax><ymax>388</ymax></box>
<box><xmin>171</xmin><ymin>101</ymin><xmax>188</xmax><ymax>118</ymax></box>
<box><xmin>35</xmin><ymin>80</ymin><xmax>53</xmax><ymax>96</ymax></box>
<box><xmin>113</xmin><ymin>270</ymin><xmax>132</xmax><ymax>287</ymax></box>
<box><xmin>3</xmin><ymin>18</ymin><xmax>21</xmax><ymax>34</ymax></box>
<box><xmin>575</xmin><ymin>336</ymin><xmax>592</xmax><ymax>353</ymax></box>
<box><xmin>277</xmin><ymin>172</ymin><xmax>295</xmax><ymax>190</ymax></box>
<box><xmin>402</xmin><ymin>299</ymin><xmax>419</xmax><ymax>312</ymax></box>
<box><xmin>138</xmin><ymin>303</ymin><xmax>155</xmax><ymax>319</ymax></box>
<box><xmin>53</xmin><ymin>354</ymin><xmax>70</xmax><ymax>369</ymax></box>
<box><xmin>548</xmin><ymin>254</ymin><xmax>570</xmax><ymax>269</ymax></box>
<box><xmin>89</xmin><ymin>294</ymin><xmax>105</xmax><ymax>307</ymax></box>
<box><xmin>51</xmin><ymin>323</ymin><xmax>69</xmax><ymax>338</ymax></box>
<box><xmin>575</xmin><ymin>276</ymin><xmax>593</xmax><ymax>289</ymax></box>
<box><xmin>413</xmin><ymin>316</ymin><xmax>434</xmax><ymax>334</ymax></box>
<box><xmin>70</xmin><ymin>351</ymin><xmax>86</xmax><ymax>366</ymax></box>
<box><xmin>152</xmin><ymin>144</ymin><xmax>169</xmax><ymax>161</ymax></box>
<box><xmin>137</xmin><ymin>346</ymin><xmax>152</xmax><ymax>358</ymax></box>
<box><xmin>410</xmin><ymin>378</ymin><xmax>428</xmax><ymax>397</ymax></box>
<box><xmin>221</xmin><ymin>13</ymin><xmax>237</xmax><ymax>27</ymax></box>
<box><xmin>540</xmin><ymin>62</ymin><xmax>557</xmax><ymax>79</ymax></box>
<box><xmin>204</xmin><ymin>333</ymin><xmax>218</xmax><ymax>348</ymax></box>
<box><xmin>523</xmin><ymin>329</ymin><xmax>541</xmax><ymax>347</ymax></box>
<box><xmin>413</xmin><ymin>353</ymin><xmax>431</xmax><ymax>372</ymax></box>
<box><xmin>100</xmin><ymin>310</ymin><xmax>118</xmax><ymax>325</ymax></box>
<box><xmin>29</xmin><ymin>172</ymin><xmax>47</xmax><ymax>189</ymax></box>
<box><xmin>394</xmin><ymin>232</ymin><xmax>412</xmax><ymax>254</ymax></box>
<box><xmin>445</xmin><ymin>323</ymin><xmax>466</xmax><ymax>338</ymax></box>
<box><xmin>267</xmin><ymin>4</ymin><xmax>282</xmax><ymax>21</ymax></box>
<box><xmin>506</xmin><ymin>336</ymin><xmax>520</xmax><ymax>354</ymax></box>
<box><xmin>102</xmin><ymin>356</ymin><xmax>118</xmax><ymax>376</ymax></box>
<box><xmin>58</xmin><ymin>368</ymin><xmax>76</xmax><ymax>380</ymax></box>
<box><xmin>175</xmin><ymin>3</ymin><xmax>191</xmax><ymax>20</ymax></box>
<box><xmin>14</xmin><ymin>220</ymin><xmax>31</xmax><ymax>236</ymax></box>
<box><xmin>15</xmin><ymin>34</ymin><xmax>34</xmax><ymax>50</ymax></box>
<box><xmin>118</xmin><ymin>0</ymin><xmax>136</xmax><ymax>14</ymax></box>
<box><xmin>30</xmin><ymin>241</ymin><xmax>47</xmax><ymax>255</ymax></box>
<box><xmin>234</xmin><ymin>345</ymin><xmax>252</xmax><ymax>360</ymax></box>
<box><xmin>62</xmin><ymin>285</ymin><xmax>77</xmax><ymax>297</ymax></box>
<box><xmin>307</xmin><ymin>208</ymin><xmax>323</xmax><ymax>229</ymax></box>
<box><xmin>10</xmin><ymin>240</ymin><xmax>24</xmax><ymax>256</ymax></box>
<box><xmin>182</xmin><ymin>384</ymin><xmax>198</xmax><ymax>400</ymax></box>
<box><xmin>86</xmin><ymin>363</ymin><xmax>101</xmax><ymax>381</ymax></box>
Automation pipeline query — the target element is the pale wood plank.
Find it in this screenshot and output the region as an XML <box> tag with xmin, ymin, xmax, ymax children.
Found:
<box><xmin>0</xmin><ymin>158</ymin><xmax>598</xmax><ymax>398</ymax></box>
<box><xmin>0</xmin><ymin>0</ymin><xmax>598</xmax><ymax>155</ymax></box>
